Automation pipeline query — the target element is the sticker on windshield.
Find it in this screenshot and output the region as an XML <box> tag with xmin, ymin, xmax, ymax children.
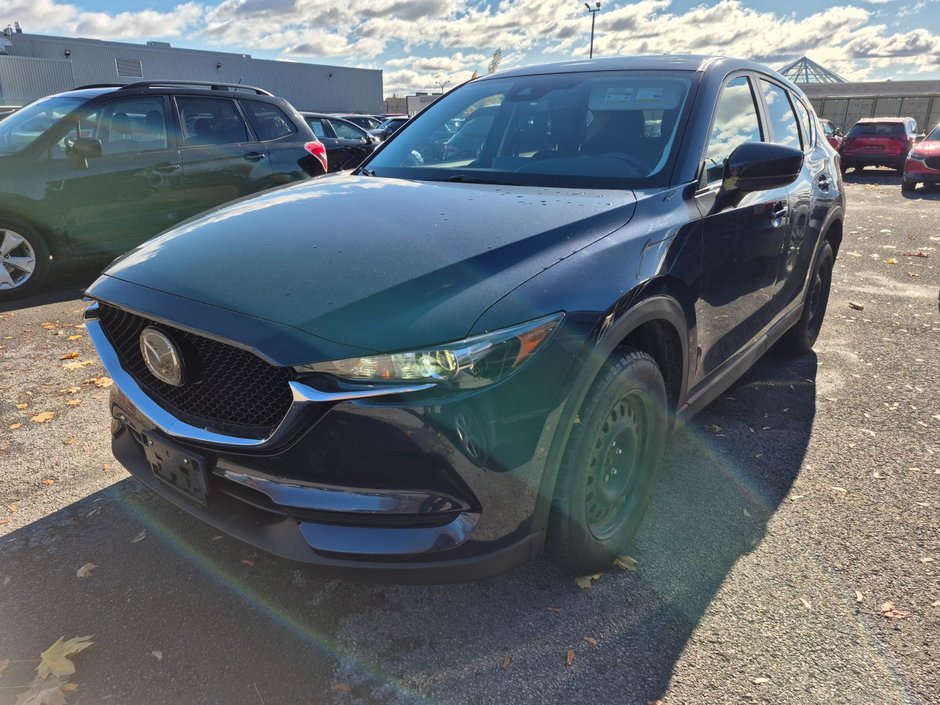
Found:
<box><xmin>604</xmin><ymin>87</ymin><xmax>634</xmax><ymax>104</ymax></box>
<box><xmin>636</xmin><ymin>87</ymin><xmax>664</xmax><ymax>103</ymax></box>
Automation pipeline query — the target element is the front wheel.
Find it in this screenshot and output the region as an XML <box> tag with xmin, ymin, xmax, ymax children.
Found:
<box><xmin>901</xmin><ymin>179</ymin><xmax>916</xmax><ymax>193</ymax></box>
<box><xmin>550</xmin><ymin>349</ymin><xmax>668</xmax><ymax>575</ymax></box>
<box><xmin>0</xmin><ymin>220</ymin><xmax>50</xmax><ymax>301</ymax></box>
<box><xmin>777</xmin><ymin>242</ymin><xmax>834</xmax><ymax>355</ymax></box>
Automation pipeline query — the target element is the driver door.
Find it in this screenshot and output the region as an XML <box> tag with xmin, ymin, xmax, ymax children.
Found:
<box><xmin>42</xmin><ymin>95</ymin><xmax>183</xmax><ymax>257</ymax></box>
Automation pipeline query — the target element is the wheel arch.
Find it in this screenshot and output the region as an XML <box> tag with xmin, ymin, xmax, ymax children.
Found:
<box><xmin>532</xmin><ymin>291</ymin><xmax>692</xmax><ymax>536</ymax></box>
<box><xmin>0</xmin><ymin>196</ymin><xmax>63</xmax><ymax>258</ymax></box>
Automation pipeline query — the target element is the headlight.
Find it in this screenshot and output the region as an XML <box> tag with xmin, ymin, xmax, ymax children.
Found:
<box><xmin>909</xmin><ymin>151</ymin><xmax>927</xmax><ymax>161</ymax></box>
<box><xmin>297</xmin><ymin>313</ymin><xmax>563</xmax><ymax>388</ymax></box>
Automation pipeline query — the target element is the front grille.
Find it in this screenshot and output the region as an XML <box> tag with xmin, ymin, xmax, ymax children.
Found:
<box><xmin>98</xmin><ymin>304</ymin><xmax>294</xmax><ymax>437</ymax></box>
<box><xmin>925</xmin><ymin>157</ymin><xmax>940</xmax><ymax>171</ymax></box>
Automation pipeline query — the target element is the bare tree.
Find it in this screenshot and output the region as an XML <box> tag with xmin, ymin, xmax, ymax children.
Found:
<box><xmin>487</xmin><ymin>48</ymin><xmax>503</xmax><ymax>75</ymax></box>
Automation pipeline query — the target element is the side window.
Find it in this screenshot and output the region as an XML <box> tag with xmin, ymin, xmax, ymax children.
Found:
<box><xmin>330</xmin><ymin>120</ymin><xmax>366</xmax><ymax>141</ymax></box>
<box><xmin>791</xmin><ymin>96</ymin><xmax>814</xmax><ymax>150</ymax></box>
<box><xmin>177</xmin><ymin>97</ymin><xmax>250</xmax><ymax>146</ymax></box>
<box><xmin>703</xmin><ymin>76</ymin><xmax>763</xmax><ymax>183</ymax></box>
<box><xmin>241</xmin><ymin>101</ymin><xmax>296</xmax><ymax>141</ymax></box>
<box><xmin>760</xmin><ymin>80</ymin><xmax>802</xmax><ymax>150</ymax></box>
<box><xmin>54</xmin><ymin>97</ymin><xmax>168</xmax><ymax>157</ymax></box>
<box><xmin>306</xmin><ymin>118</ymin><xmax>328</xmax><ymax>140</ymax></box>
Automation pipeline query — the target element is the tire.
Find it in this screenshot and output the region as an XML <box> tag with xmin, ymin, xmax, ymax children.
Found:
<box><xmin>777</xmin><ymin>242</ymin><xmax>834</xmax><ymax>356</ymax></box>
<box><xmin>901</xmin><ymin>179</ymin><xmax>916</xmax><ymax>193</ymax></box>
<box><xmin>0</xmin><ymin>219</ymin><xmax>50</xmax><ymax>301</ymax></box>
<box><xmin>550</xmin><ymin>349</ymin><xmax>668</xmax><ymax>575</ymax></box>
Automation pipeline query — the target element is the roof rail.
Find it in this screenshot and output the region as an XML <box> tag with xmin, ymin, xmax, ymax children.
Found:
<box><xmin>116</xmin><ymin>80</ymin><xmax>274</xmax><ymax>96</ymax></box>
<box><xmin>75</xmin><ymin>84</ymin><xmax>124</xmax><ymax>90</ymax></box>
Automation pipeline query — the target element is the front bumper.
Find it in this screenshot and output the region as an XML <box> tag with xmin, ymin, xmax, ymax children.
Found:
<box><xmin>903</xmin><ymin>161</ymin><xmax>940</xmax><ymax>183</ymax></box>
<box><xmin>92</xmin><ymin>305</ymin><xmax>582</xmax><ymax>581</ymax></box>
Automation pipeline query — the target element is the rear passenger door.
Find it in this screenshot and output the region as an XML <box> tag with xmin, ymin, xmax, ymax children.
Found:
<box><xmin>240</xmin><ymin>99</ymin><xmax>311</xmax><ymax>183</ymax></box>
<box><xmin>174</xmin><ymin>95</ymin><xmax>273</xmax><ymax>220</ymax></box>
<box><xmin>305</xmin><ymin>116</ymin><xmax>347</xmax><ymax>172</ymax></box>
<box><xmin>769</xmin><ymin>87</ymin><xmax>833</xmax><ymax>310</ymax></box>
<box><xmin>694</xmin><ymin>74</ymin><xmax>789</xmax><ymax>378</ymax></box>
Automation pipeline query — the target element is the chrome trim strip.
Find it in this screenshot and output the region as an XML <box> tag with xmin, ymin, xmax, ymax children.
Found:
<box><xmin>218</xmin><ymin>469</ymin><xmax>469</xmax><ymax>514</ymax></box>
<box><xmin>85</xmin><ymin>302</ymin><xmax>435</xmax><ymax>448</ymax></box>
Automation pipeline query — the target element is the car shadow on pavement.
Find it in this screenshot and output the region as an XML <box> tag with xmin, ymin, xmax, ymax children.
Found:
<box><xmin>0</xmin><ymin>354</ymin><xmax>817</xmax><ymax>705</ymax></box>
<box><xmin>0</xmin><ymin>260</ymin><xmax>107</xmax><ymax>314</ymax></box>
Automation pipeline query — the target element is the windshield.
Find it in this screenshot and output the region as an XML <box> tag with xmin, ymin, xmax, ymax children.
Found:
<box><xmin>0</xmin><ymin>95</ymin><xmax>86</xmax><ymax>154</ymax></box>
<box><xmin>927</xmin><ymin>125</ymin><xmax>940</xmax><ymax>140</ymax></box>
<box><xmin>365</xmin><ymin>71</ymin><xmax>693</xmax><ymax>189</ymax></box>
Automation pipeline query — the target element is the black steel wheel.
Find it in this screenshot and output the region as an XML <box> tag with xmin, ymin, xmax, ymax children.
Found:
<box><xmin>777</xmin><ymin>241</ymin><xmax>834</xmax><ymax>355</ymax></box>
<box><xmin>550</xmin><ymin>348</ymin><xmax>668</xmax><ymax>574</ymax></box>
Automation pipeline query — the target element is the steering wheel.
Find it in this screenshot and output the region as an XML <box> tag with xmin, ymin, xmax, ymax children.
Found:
<box><xmin>400</xmin><ymin>149</ymin><xmax>425</xmax><ymax>167</ymax></box>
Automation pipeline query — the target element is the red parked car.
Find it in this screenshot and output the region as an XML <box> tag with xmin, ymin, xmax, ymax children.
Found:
<box><xmin>902</xmin><ymin>124</ymin><xmax>940</xmax><ymax>192</ymax></box>
<box><xmin>840</xmin><ymin>117</ymin><xmax>919</xmax><ymax>173</ymax></box>
<box><xmin>820</xmin><ymin>119</ymin><xmax>843</xmax><ymax>150</ymax></box>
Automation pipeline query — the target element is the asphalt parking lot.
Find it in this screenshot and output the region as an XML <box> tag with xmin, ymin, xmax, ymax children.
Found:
<box><xmin>1</xmin><ymin>173</ymin><xmax>938</xmax><ymax>705</ymax></box>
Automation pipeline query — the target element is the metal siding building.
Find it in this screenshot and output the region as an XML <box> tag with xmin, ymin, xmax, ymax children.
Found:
<box><xmin>801</xmin><ymin>81</ymin><xmax>940</xmax><ymax>134</ymax></box>
<box><xmin>0</xmin><ymin>32</ymin><xmax>382</xmax><ymax>113</ymax></box>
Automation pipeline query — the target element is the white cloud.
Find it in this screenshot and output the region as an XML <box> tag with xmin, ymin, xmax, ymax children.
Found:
<box><xmin>3</xmin><ymin>0</ymin><xmax>939</xmax><ymax>93</ymax></box>
<box><xmin>5</xmin><ymin>0</ymin><xmax>203</xmax><ymax>39</ymax></box>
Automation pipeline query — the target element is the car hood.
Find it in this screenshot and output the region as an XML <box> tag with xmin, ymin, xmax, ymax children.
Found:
<box><xmin>913</xmin><ymin>139</ymin><xmax>940</xmax><ymax>155</ymax></box>
<box><xmin>105</xmin><ymin>175</ymin><xmax>636</xmax><ymax>351</ymax></box>
<box><xmin>102</xmin><ymin>175</ymin><xmax>637</xmax><ymax>353</ymax></box>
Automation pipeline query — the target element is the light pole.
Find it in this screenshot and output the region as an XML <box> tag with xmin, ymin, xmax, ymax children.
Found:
<box><xmin>436</xmin><ymin>79</ymin><xmax>450</xmax><ymax>94</ymax></box>
<box><xmin>584</xmin><ymin>2</ymin><xmax>601</xmax><ymax>59</ymax></box>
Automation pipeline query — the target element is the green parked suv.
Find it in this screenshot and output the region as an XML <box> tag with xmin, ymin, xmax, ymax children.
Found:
<box><xmin>0</xmin><ymin>81</ymin><xmax>328</xmax><ymax>300</ymax></box>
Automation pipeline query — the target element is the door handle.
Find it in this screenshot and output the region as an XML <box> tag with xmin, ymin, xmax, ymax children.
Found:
<box><xmin>817</xmin><ymin>173</ymin><xmax>831</xmax><ymax>191</ymax></box>
<box><xmin>771</xmin><ymin>201</ymin><xmax>788</xmax><ymax>228</ymax></box>
<box><xmin>243</xmin><ymin>152</ymin><xmax>266</xmax><ymax>162</ymax></box>
<box><xmin>152</xmin><ymin>163</ymin><xmax>180</xmax><ymax>173</ymax></box>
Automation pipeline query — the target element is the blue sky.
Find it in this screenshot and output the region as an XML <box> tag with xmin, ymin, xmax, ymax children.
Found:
<box><xmin>5</xmin><ymin>1</ymin><xmax>940</xmax><ymax>94</ymax></box>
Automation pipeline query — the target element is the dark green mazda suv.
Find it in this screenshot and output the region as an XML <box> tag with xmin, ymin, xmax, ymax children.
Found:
<box><xmin>0</xmin><ymin>81</ymin><xmax>327</xmax><ymax>300</ymax></box>
<box><xmin>86</xmin><ymin>57</ymin><xmax>844</xmax><ymax>581</ymax></box>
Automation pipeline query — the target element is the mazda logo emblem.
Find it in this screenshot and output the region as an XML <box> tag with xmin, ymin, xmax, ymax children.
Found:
<box><xmin>139</xmin><ymin>327</ymin><xmax>185</xmax><ymax>387</ymax></box>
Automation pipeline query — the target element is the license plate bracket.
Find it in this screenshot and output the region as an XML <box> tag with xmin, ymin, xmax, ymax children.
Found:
<box><xmin>143</xmin><ymin>433</ymin><xmax>210</xmax><ymax>506</ymax></box>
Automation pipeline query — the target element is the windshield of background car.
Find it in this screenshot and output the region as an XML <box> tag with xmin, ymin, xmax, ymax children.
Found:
<box><xmin>927</xmin><ymin>126</ymin><xmax>940</xmax><ymax>140</ymax></box>
<box><xmin>365</xmin><ymin>70</ymin><xmax>694</xmax><ymax>189</ymax></box>
<box><xmin>0</xmin><ymin>95</ymin><xmax>86</xmax><ymax>154</ymax></box>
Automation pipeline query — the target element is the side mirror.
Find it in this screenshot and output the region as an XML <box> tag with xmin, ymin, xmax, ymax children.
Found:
<box><xmin>69</xmin><ymin>137</ymin><xmax>102</xmax><ymax>159</ymax></box>
<box><xmin>722</xmin><ymin>142</ymin><xmax>804</xmax><ymax>194</ymax></box>
<box><xmin>833</xmin><ymin>128</ymin><xmax>843</xmax><ymax>137</ymax></box>
<box><xmin>915</xmin><ymin>133</ymin><xmax>926</xmax><ymax>142</ymax></box>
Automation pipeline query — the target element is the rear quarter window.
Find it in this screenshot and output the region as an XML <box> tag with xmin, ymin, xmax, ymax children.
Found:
<box><xmin>242</xmin><ymin>101</ymin><xmax>297</xmax><ymax>141</ymax></box>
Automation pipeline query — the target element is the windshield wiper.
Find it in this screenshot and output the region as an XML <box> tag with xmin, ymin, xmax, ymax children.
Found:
<box><xmin>445</xmin><ymin>174</ymin><xmax>511</xmax><ymax>185</ymax></box>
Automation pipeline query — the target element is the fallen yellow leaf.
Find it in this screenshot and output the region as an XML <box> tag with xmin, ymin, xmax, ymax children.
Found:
<box><xmin>583</xmin><ymin>636</ymin><xmax>599</xmax><ymax>646</ymax></box>
<box><xmin>59</xmin><ymin>387</ymin><xmax>81</xmax><ymax>395</ymax></box>
<box><xmin>614</xmin><ymin>555</ymin><xmax>638</xmax><ymax>571</ymax></box>
<box><xmin>30</xmin><ymin>412</ymin><xmax>55</xmax><ymax>424</ymax></box>
<box><xmin>67</xmin><ymin>334</ymin><xmax>83</xmax><ymax>341</ymax></box>
<box><xmin>42</xmin><ymin>479</ymin><xmax>55</xmax><ymax>486</ymax></box>
<box><xmin>62</xmin><ymin>360</ymin><xmax>93</xmax><ymax>370</ymax></box>
<box><xmin>59</xmin><ymin>351</ymin><xmax>81</xmax><ymax>361</ymax></box>
<box><xmin>501</xmin><ymin>655</ymin><xmax>511</xmax><ymax>670</ymax></box>
<box><xmin>8</xmin><ymin>423</ymin><xmax>22</xmax><ymax>430</ymax></box>
<box><xmin>331</xmin><ymin>683</ymin><xmax>351</xmax><ymax>692</ymax></box>
<box><xmin>15</xmin><ymin>403</ymin><xmax>28</xmax><ymax>410</ymax></box>
<box><xmin>76</xmin><ymin>562</ymin><xmax>97</xmax><ymax>578</ymax></box>
<box><xmin>37</xmin><ymin>635</ymin><xmax>94</xmax><ymax>678</ymax></box>
<box><xmin>575</xmin><ymin>573</ymin><xmax>602</xmax><ymax>589</ymax></box>
<box><xmin>60</xmin><ymin>683</ymin><xmax>79</xmax><ymax>693</ymax></box>
<box><xmin>565</xmin><ymin>649</ymin><xmax>575</xmax><ymax>666</ymax></box>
